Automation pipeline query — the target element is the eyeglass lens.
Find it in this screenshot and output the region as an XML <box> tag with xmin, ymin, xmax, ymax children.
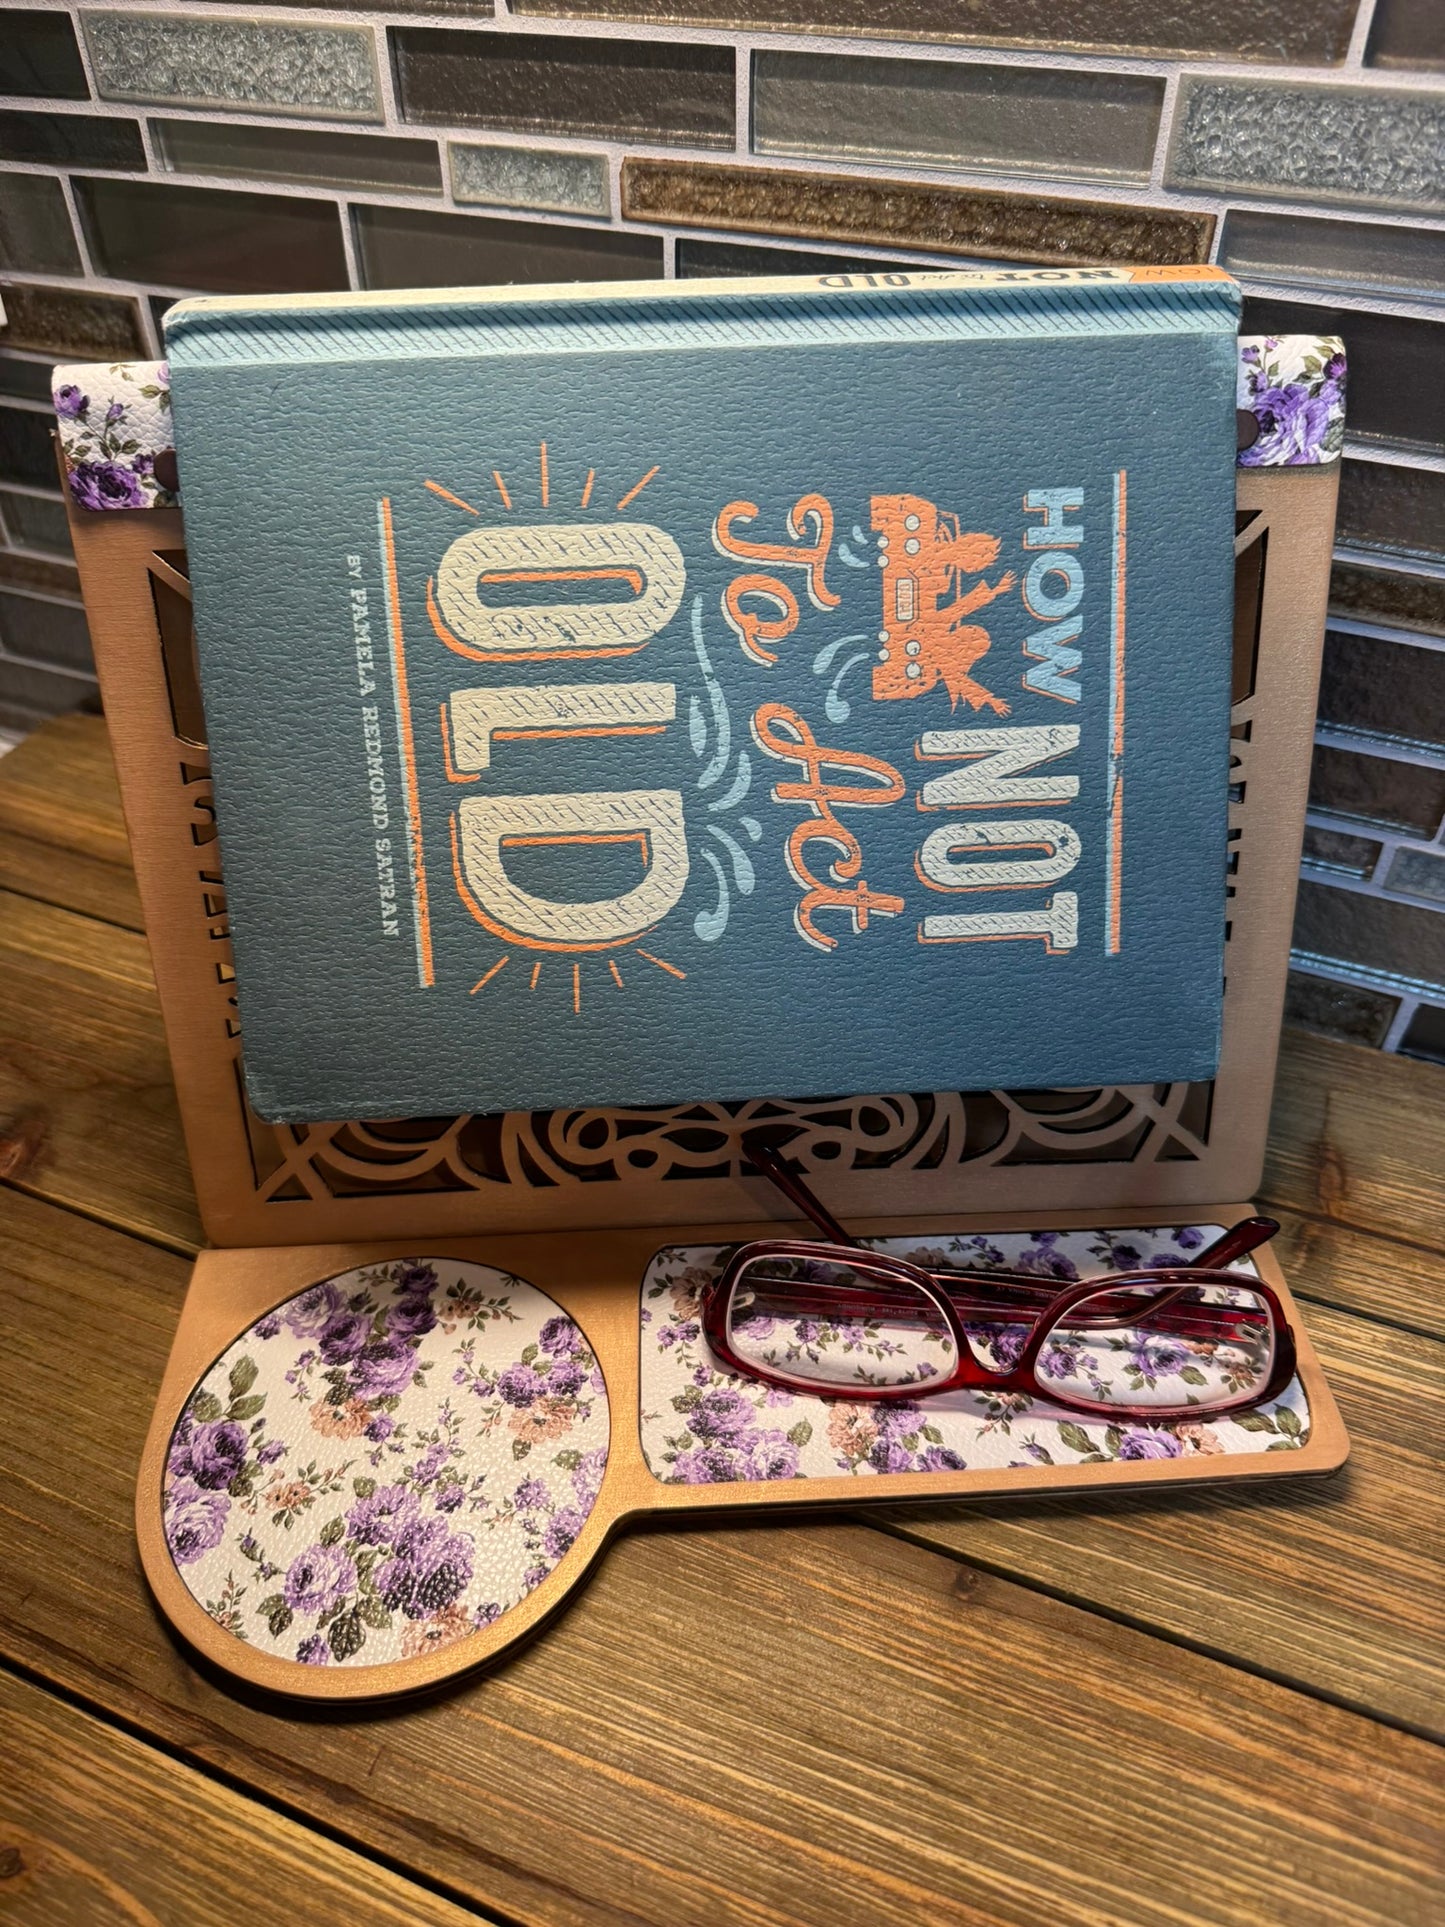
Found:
<box><xmin>727</xmin><ymin>1253</ymin><xmax>957</xmax><ymax>1390</ymax></box>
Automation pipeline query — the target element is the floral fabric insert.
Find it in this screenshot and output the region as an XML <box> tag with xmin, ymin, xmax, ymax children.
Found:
<box><xmin>164</xmin><ymin>1258</ymin><xmax>609</xmax><ymax>1670</ymax></box>
<box><xmin>1236</xmin><ymin>334</ymin><xmax>1345</xmax><ymax>468</ymax></box>
<box><xmin>640</xmin><ymin>1226</ymin><xmax>1311</xmax><ymax>1484</ymax></box>
<box><xmin>53</xmin><ymin>359</ymin><xmax>177</xmax><ymax>510</ymax></box>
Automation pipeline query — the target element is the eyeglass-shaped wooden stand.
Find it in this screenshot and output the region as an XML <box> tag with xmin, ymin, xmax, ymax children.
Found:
<box><xmin>63</xmin><ymin>365</ymin><xmax>1348</xmax><ymax>1701</ymax></box>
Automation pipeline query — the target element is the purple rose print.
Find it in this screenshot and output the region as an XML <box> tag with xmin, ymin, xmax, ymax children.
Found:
<box><xmin>318</xmin><ymin>1307</ymin><xmax>372</xmax><ymax>1364</ymax></box>
<box><xmin>256</xmin><ymin>1438</ymin><xmax>286</xmax><ymax>1467</ymax></box>
<box><xmin>165</xmin><ymin>1481</ymin><xmax>230</xmax><ymax>1565</ymax></box>
<box><xmin>351</xmin><ymin>1339</ymin><xmax>420</xmax><ymax>1399</ymax></box>
<box><xmin>347</xmin><ymin>1483</ymin><xmax>419</xmax><ymax>1547</ymax></box>
<box><xmin>366</xmin><ymin>1414</ymin><xmax>395</xmax><ymax>1443</ymax></box>
<box><xmin>377</xmin><ymin>1514</ymin><xmax>474</xmax><ymax>1619</ymax></box>
<box><xmin>284</xmin><ymin>1282</ymin><xmax>341</xmax><ymax>1338</ymax></box>
<box><xmin>255</xmin><ymin>1314</ymin><xmax>282</xmax><ymax>1340</ymax></box>
<box><xmin>542</xmin><ymin>1507</ymin><xmax>584</xmax><ymax>1561</ymax></box>
<box><xmin>546</xmin><ymin>1357</ymin><xmax>585</xmax><ymax>1397</ymax></box>
<box><xmin>54</xmin><ymin>383</ymin><xmax>88</xmax><ymax>419</ymax></box>
<box><xmin>746</xmin><ymin>1436</ymin><xmax>800</xmax><ymax>1481</ymax></box>
<box><xmin>296</xmin><ymin>1635</ymin><xmax>329</xmax><ymax>1666</ymax></box>
<box><xmin>514</xmin><ymin>1477</ymin><xmax>549</xmax><ymax>1510</ymax></box>
<box><xmin>434</xmin><ymin>1482</ymin><xmax>464</xmax><ymax>1513</ymax></box>
<box><xmin>919</xmin><ymin>1446</ymin><xmax>967</xmax><ymax>1472</ymax></box>
<box><xmin>68</xmin><ymin>461</ymin><xmax>147</xmax><ymax>511</ymax></box>
<box><xmin>388</xmin><ymin>1293</ymin><xmax>437</xmax><ymax>1339</ymax></box>
<box><xmin>496</xmin><ymin>1362</ymin><xmax>544</xmax><ymax>1407</ymax></box>
<box><xmin>188</xmin><ymin>1420</ymin><xmax>248</xmax><ymax>1490</ymax></box>
<box><xmin>1174</xmin><ymin>1227</ymin><xmax>1205</xmax><ymax>1252</ymax></box>
<box><xmin>538</xmin><ymin>1316</ymin><xmax>576</xmax><ymax>1355</ymax></box>
<box><xmin>396</xmin><ymin>1262</ymin><xmax>439</xmax><ymax>1296</ymax></box>
<box><xmin>1117</xmin><ymin>1429</ymin><xmax>1183</xmax><ymax>1461</ymax></box>
<box><xmin>688</xmin><ymin>1387</ymin><xmax>754</xmax><ymax>1441</ymax></box>
<box><xmin>283</xmin><ymin>1542</ymin><xmax>355</xmax><ymax>1615</ymax></box>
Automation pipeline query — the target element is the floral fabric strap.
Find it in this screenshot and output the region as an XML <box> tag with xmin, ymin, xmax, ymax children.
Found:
<box><xmin>53</xmin><ymin>334</ymin><xmax>1347</xmax><ymax>511</ymax></box>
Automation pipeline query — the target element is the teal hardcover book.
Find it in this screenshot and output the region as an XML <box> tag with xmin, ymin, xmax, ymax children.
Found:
<box><xmin>165</xmin><ymin>265</ymin><xmax>1240</xmax><ymax>1122</ymax></box>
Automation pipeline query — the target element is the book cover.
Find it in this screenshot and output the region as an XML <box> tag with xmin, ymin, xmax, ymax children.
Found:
<box><xmin>165</xmin><ymin>266</ymin><xmax>1240</xmax><ymax>1122</ymax></box>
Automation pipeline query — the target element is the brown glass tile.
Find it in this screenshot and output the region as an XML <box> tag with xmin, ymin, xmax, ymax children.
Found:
<box><xmin>677</xmin><ymin>236</ymin><xmax>941</xmax><ymax>277</ymax></box>
<box><xmin>1292</xmin><ymin>876</ymin><xmax>1445</xmax><ymax>991</ymax></box>
<box><xmin>1330</xmin><ymin>561</ymin><xmax>1445</xmax><ymax>639</ymax></box>
<box><xmin>0</xmin><ymin>174</ymin><xmax>82</xmax><ymax>277</ymax></box>
<box><xmin>1337</xmin><ymin>459</ymin><xmax>1445</xmax><ymax>566</ymax></box>
<box><xmin>0</xmin><ymin>548</ymin><xmax>78</xmax><ymax>598</ymax></box>
<box><xmin>151</xmin><ymin>118</ymin><xmax>442</xmax><ymax>195</ymax></box>
<box><xmin>1301</xmin><ymin>824</ymin><xmax>1381</xmax><ymax>878</ymax></box>
<box><xmin>1400</xmin><ymin>1001</ymin><xmax>1445</xmax><ymax>1060</ymax></box>
<box><xmin>0</xmin><ymin>108</ymin><xmax>146</xmax><ymax>171</ymax></box>
<box><xmin>0</xmin><ymin>489</ymin><xmax>72</xmax><ymax>556</ymax></box>
<box><xmin>0</xmin><ymin>9</ymin><xmax>89</xmax><ymax>100</ymax></box>
<box><xmin>0</xmin><ymin>651</ymin><xmax>96</xmax><ymax>723</ymax></box>
<box><xmin>75</xmin><ymin>178</ymin><xmax>348</xmax><ymax>295</ymax></box>
<box><xmin>1386</xmin><ymin>846</ymin><xmax>1445</xmax><ymax>904</ymax></box>
<box><xmin>0</xmin><ymin>404</ymin><xmax>59</xmax><ymax>490</ymax></box>
<box><xmin>1220</xmin><ymin>208</ymin><xmax>1445</xmax><ymax>301</ymax></box>
<box><xmin>1308</xmin><ymin>741</ymin><xmax>1445</xmax><ymax>837</ymax></box>
<box><xmin>1242</xmin><ymin>297</ymin><xmax>1445</xmax><ymax>456</ymax></box>
<box><xmin>621</xmin><ymin>159</ymin><xmax>1212</xmax><ymax>267</ymax></box>
<box><xmin>354</xmin><ymin>203</ymin><xmax>663</xmax><ymax>290</ymax></box>
<box><xmin>1367</xmin><ymin>0</ymin><xmax>1445</xmax><ymax>71</ymax></box>
<box><xmin>752</xmin><ymin>52</ymin><xmax>1163</xmax><ymax>185</ymax></box>
<box><xmin>0</xmin><ymin>584</ymin><xmax>90</xmax><ymax>671</ymax></box>
<box><xmin>0</xmin><ymin>280</ymin><xmax>146</xmax><ymax>359</ymax></box>
<box><xmin>509</xmin><ymin>0</ymin><xmax>1355</xmax><ymax>63</ymax></box>
<box><xmin>1318</xmin><ymin>628</ymin><xmax>1445</xmax><ymax>751</ymax></box>
<box><xmin>393</xmin><ymin>28</ymin><xmax>734</xmax><ymax>148</ymax></box>
<box><xmin>1282</xmin><ymin>970</ymin><xmax>1398</xmax><ymax>1047</ymax></box>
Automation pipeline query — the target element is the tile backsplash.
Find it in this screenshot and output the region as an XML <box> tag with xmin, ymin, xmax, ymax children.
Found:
<box><xmin>1</xmin><ymin>0</ymin><xmax>1442</xmax><ymax>1059</ymax></box>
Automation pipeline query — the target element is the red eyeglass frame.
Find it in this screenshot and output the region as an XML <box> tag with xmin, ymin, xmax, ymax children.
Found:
<box><xmin>699</xmin><ymin>1134</ymin><xmax>1298</xmax><ymax>1422</ymax></box>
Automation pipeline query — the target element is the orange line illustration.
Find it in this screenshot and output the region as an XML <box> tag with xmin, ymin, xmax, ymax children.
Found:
<box><xmin>492</xmin><ymin>469</ymin><xmax>512</xmax><ymax>509</ymax></box>
<box><xmin>616</xmin><ymin>466</ymin><xmax>659</xmax><ymax>511</ymax></box>
<box><xmin>530</xmin><ymin>961</ymin><xmax>542</xmax><ymax>990</ymax></box>
<box><xmin>425</xmin><ymin>479</ymin><xmax>479</xmax><ymax>515</ymax></box>
<box><xmin>637</xmin><ymin>949</ymin><xmax>686</xmax><ymax>980</ymax></box>
<box><xmin>581</xmin><ymin>468</ymin><xmax>595</xmax><ymax>508</ymax></box>
<box><xmin>1107</xmin><ymin>468</ymin><xmax>1128</xmax><ymax>957</ymax></box>
<box><xmin>572</xmin><ymin>963</ymin><xmax>581</xmax><ymax>1013</ymax></box>
<box><xmin>608</xmin><ymin>958</ymin><xmax>624</xmax><ymax>988</ymax></box>
<box><xmin>379</xmin><ymin>496</ymin><xmax>433</xmax><ymax>987</ymax></box>
<box><xmin>447</xmin><ymin>813</ymin><xmax>647</xmax><ymax>953</ymax></box>
<box><xmin>439</xmin><ymin>703</ymin><xmax>479</xmax><ymax>785</ymax></box>
<box><xmin>469</xmin><ymin>957</ymin><xmax>508</xmax><ymax>994</ymax></box>
<box><xmin>540</xmin><ymin>441</ymin><xmax>549</xmax><ymax>507</ymax></box>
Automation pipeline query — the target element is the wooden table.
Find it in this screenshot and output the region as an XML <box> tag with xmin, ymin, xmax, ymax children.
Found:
<box><xmin>1</xmin><ymin>712</ymin><xmax>1441</xmax><ymax>1927</ymax></box>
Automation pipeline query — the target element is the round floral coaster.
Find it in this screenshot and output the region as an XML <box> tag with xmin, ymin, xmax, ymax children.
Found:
<box><xmin>162</xmin><ymin>1258</ymin><xmax>609</xmax><ymax>1671</ymax></box>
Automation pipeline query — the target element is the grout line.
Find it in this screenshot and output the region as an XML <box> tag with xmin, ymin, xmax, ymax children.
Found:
<box><xmin>1381</xmin><ymin>993</ymin><xmax>1422</xmax><ymax>1051</ymax></box>
<box><xmin>0</xmin><ymin>1651</ymin><xmax>517</xmax><ymax>1925</ymax></box>
<box><xmin>1344</xmin><ymin>0</ymin><xmax>1382</xmax><ymax>71</ymax></box>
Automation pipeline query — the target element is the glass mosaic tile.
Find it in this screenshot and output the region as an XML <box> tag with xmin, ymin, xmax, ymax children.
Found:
<box><xmin>676</xmin><ymin>237</ymin><xmax>940</xmax><ymax>277</ymax></box>
<box><xmin>1282</xmin><ymin>970</ymin><xmax>1398</xmax><ymax>1047</ymax></box>
<box><xmin>0</xmin><ymin>652</ymin><xmax>95</xmax><ymax>721</ymax></box>
<box><xmin>0</xmin><ymin>405</ymin><xmax>58</xmax><ymax>490</ymax></box>
<box><xmin>393</xmin><ymin>28</ymin><xmax>734</xmax><ymax>148</ymax></box>
<box><xmin>1241</xmin><ymin>298</ymin><xmax>1445</xmax><ymax>456</ymax></box>
<box><xmin>153</xmin><ymin>119</ymin><xmax>442</xmax><ymax>195</ymax></box>
<box><xmin>0</xmin><ymin>584</ymin><xmax>91</xmax><ymax>671</ymax></box>
<box><xmin>621</xmin><ymin>159</ymin><xmax>1213</xmax><ymax>266</ymax></box>
<box><xmin>1387</xmin><ymin>846</ymin><xmax>1445</xmax><ymax>904</ymax></box>
<box><xmin>450</xmin><ymin>143</ymin><xmax>609</xmax><ymax>217</ymax></box>
<box><xmin>752</xmin><ymin>51</ymin><xmax>1163</xmax><ymax>184</ymax></box>
<box><xmin>1400</xmin><ymin>1001</ymin><xmax>1445</xmax><ymax>1061</ymax></box>
<box><xmin>83</xmin><ymin>11</ymin><xmax>381</xmax><ymax>121</ymax></box>
<box><xmin>1309</xmin><ymin>742</ymin><xmax>1445</xmax><ymax>838</ymax></box>
<box><xmin>1330</xmin><ymin>561</ymin><xmax>1445</xmax><ymax>639</ymax></box>
<box><xmin>1367</xmin><ymin>0</ymin><xmax>1445</xmax><ymax>72</ymax></box>
<box><xmin>1292</xmin><ymin>876</ymin><xmax>1445</xmax><ymax>992</ymax></box>
<box><xmin>508</xmin><ymin>0</ymin><xmax>1357</xmax><ymax>63</ymax></box>
<box><xmin>76</xmin><ymin>179</ymin><xmax>349</xmax><ymax>295</ymax></box>
<box><xmin>0</xmin><ymin>282</ymin><xmax>145</xmax><ymax>359</ymax></box>
<box><xmin>1337</xmin><ymin>460</ymin><xmax>1445</xmax><ymax>566</ymax></box>
<box><xmin>1317</xmin><ymin>628</ymin><xmax>1445</xmax><ymax>751</ymax></box>
<box><xmin>1301</xmin><ymin>825</ymin><xmax>1382</xmax><ymax>879</ymax></box>
<box><xmin>1168</xmin><ymin>79</ymin><xmax>1445</xmax><ymax>213</ymax></box>
<box><xmin>0</xmin><ymin>173</ymin><xmax>82</xmax><ymax>276</ymax></box>
<box><xmin>1219</xmin><ymin>209</ymin><xmax>1445</xmax><ymax>301</ymax></box>
<box><xmin>0</xmin><ymin>547</ymin><xmax>76</xmax><ymax>595</ymax></box>
<box><xmin>0</xmin><ymin>489</ymin><xmax>72</xmax><ymax>556</ymax></box>
<box><xmin>0</xmin><ymin>9</ymin><xmax>89</xmax><ymax>100</ymax></box>
<box><xmin>354</xmin><ymin>203</ymin><xmax>663</xmax><ymax>290</ymax></box>
<box><xmin>0</xmin><ymin>108</ymin><xmax>146</xmax><ymax>172</ymax></box>
<box><xmin>0</xmin><ymin>357</ymin><xmax>54</xmax><ymax>404</ymax></box>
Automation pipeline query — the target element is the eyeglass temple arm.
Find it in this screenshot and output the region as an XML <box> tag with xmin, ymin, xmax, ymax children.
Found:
<box><xmin>1192</xmin><ymin>1216</ymin><xmax>1279</xmax><ymax>1268</ymax></box>
<box><xmin>741</xmin><ymin>1132</ymin><xmax>856</xmax><ymax>1247</ymax></box>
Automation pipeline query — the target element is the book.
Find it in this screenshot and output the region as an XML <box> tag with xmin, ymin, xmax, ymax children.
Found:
<box><xmin>165</xmin><ymin>265</ymin><xmax>1241</xmax><ymax>1122</ymax></box>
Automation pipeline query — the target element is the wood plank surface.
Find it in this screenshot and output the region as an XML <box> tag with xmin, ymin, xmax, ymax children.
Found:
<box><xmin>1</xmin><ymin>1185</ymin><xmax>1442</xmax><ymax>1927</ymax></box>
<box><xmin>1270</xmin><ymin>1205</ymin><xmax>1445</xmax><ymax>1342</ymax></box>
<box><xmin>0</xmin><ymin>715</ymin><xmax>143</xmax><ymax>927</ymax></box>
<box><xmin>0</xmin><ymin>1669</ymin><xmax>489</xmax><ymax>1927</ymax></box>
<box><xmin>1262</xmin><ymin>1028</ymin><xmax>1444</xmax><ymax>1248</ymax></box>
<box><xmin>0</xmin><ymin>888</ymin><xmax>202</xmax><ymax>1252</ymax></box>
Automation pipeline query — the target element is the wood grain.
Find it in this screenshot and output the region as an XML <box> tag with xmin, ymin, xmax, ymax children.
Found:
<box><xmin>0</xmin><ymin>888</ymin><xmax>202</xmax><ymax>1252</ymax></box>
<box><xmin>0</xmin><ymin>715</ymin><xmax>142</xmax><ymax>929</ymax></box>
<box><xmin>0</xmin><ymin>1670</ymin><xmax>489</xmax><ymax>1927</ymax></box>
<box><xmin>1</xmin><ymin>1187</ymin><xmax>1442</xmax><ymax>1927</ymax></box>
<box><xmin>1262</xmin><ymin>1028</ymin><xmax>1445</xmax><ymax>1247</ymax></box>
<box><xmin>1271</xmin><ymin>1205</ymin><xmax>1445</xmax><ymax>1342</ymax></box>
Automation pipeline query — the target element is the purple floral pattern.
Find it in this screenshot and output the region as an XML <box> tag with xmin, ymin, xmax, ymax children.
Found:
<box><xmin>163</xmin><ymin>1258</ymin><xmax>608</xmax><ymax>1668</ymax></box>
<box><xmin>52</xmin><ymin>359</ymin><xmax>177</xmax><ymax>510</ymax></box>
<box><xmin>640</xmin><ymin>1226</ymin><xmax>1311</xmax><ymax>1484</ymax></box>
<box><xmin>1237</xmin><ymin>334</ymin><xmax>1345</xmax><ymax>467</ymax></box>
